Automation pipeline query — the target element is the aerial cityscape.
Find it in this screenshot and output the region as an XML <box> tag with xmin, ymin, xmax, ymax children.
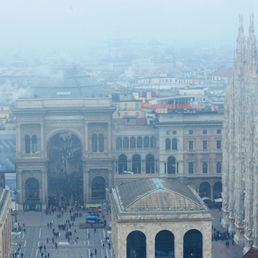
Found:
<box><xmin>0</xmin><ymin>1</ymin><xmax>258</xmax><ymax>258</ymax></box>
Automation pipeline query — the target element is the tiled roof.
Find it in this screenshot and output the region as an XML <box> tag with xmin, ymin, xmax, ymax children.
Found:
<box><xmin>115</xmin><ymin>178</ymin><xmax>206</xmax><ymax>212</ymax></box>
<box><xmin>243</xmin><ymin>248</ymin><xmax>258</xmax><ymax>258</ymax></box>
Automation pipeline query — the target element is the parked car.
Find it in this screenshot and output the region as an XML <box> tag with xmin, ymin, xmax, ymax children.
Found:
<box><xmin>124</xmin><ymin>171</ymin><xmax>134</xmax><ymax>174</ymax></box>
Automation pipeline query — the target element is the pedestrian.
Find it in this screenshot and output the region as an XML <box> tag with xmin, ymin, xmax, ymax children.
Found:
<box><xmin>88</xmin><ymin>233</ymin><xmax>90</xmax><ymax>239</ymax></box>
<box><xmin>44</xmin><ymin>245</ymin><xmax>46</xmax><ymax>250</ymax></box>
<box><xmin>74</xmin><ymin>229</ymin><xmax>77</xmax><ymax>234</ymax></box>
<box><xmin>55</xmin><ymin>242</ymin><xmax>58</xmax><ymax>249</ymax></box>
<box><xmin>103</xmin><ymin>243</ymin><xmax>105</xmax><ymax>248</ymax></box>
<box><xmin>95</xmin><ymin>248</ymin><xmax>97</xmax><ymax>254</ymax></box>
<box><xmin>47</xmin><ymin>223</ymin><xmax>49</xmax><ymax>229</ymax></box>
<box><xmin>21</xmin><ymin>254</ymin><xmax>23</xmax><ymax>258</ymax></box>
<box><xmin>232</xmin><ymin>239</ymin><xmax>235</xmax><ymax>245</ymax></box>
<box><xmin>46</xmin><ymin>237</ymin><xmax>49</xmax><ymax>244</ymax></box>
<box><xmin>109</xmin><ymin>242</ymin><xmax>111</xmax><ymax>249</ymax></box>
<box><xmin>48</xmin><ymin>253</ymin><xmax>50</xmax><ymax>258</ymax></box>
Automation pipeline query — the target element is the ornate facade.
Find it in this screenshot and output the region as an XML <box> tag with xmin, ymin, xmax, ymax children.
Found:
<box><xmin>222</xmin><ymin>15</ymin><xmax>258</xmax><ymax>253</ymax></box>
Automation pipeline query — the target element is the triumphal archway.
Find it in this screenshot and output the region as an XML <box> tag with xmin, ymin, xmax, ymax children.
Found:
<box><xmin>13</xmin><ymin>70</ymin><xmax>115</xmax><ymax>210</ymax></box>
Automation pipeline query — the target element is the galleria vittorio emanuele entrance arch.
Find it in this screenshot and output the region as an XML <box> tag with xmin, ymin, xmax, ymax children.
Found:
<box><xmin>47</xmin><ymin>132</ymin><xmax>83</xmax><ymax>207</ymax></box>
<box><xmin>14</xmin><ymin>69</ymin><xmax>115</xmax><ymax>210</ymax></box>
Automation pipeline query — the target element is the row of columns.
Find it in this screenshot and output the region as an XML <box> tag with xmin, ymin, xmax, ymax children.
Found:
<box><xmin>84</xmin><ymin>122</ymin><xmax>112</xmax><ymax>154</ymax></box>
<box><xmin>116</xmin><ymin>159</ymin><xmax>158</xmax><ymax>174</ymax></box>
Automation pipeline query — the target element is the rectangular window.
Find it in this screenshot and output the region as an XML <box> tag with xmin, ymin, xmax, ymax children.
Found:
<box><xmin>189</xmin><ymin>141</ymin><xmax>193</xmax><ymax>150</ymax></box>
<box><xmin>136</xmin><ymin>112</ymin><xmax>139</xmax><ymax>117</ymax></box>
<box><xmin>203</xmin><ymin>140</ymin><xmax>207</xmax><ymax>150</ymax></box>
<box><xmin>217</xmin><ymin>129</ymin><xmax>221</xmax><ymax>134</ymax></box>
<box><xmin>203</xmin><ymin>130</ymin><xmax>207</xmax><ymax>134</ymax></box>
<box><xmin>135</xmin><ymin>103</ymin><xmax>140</xmax><ymax>110</ymax></box>
<box><xmin>124</xmin><ymin>103</ymin><xmax>127</xmax><ymax>109</ymax></box>
<box><xmin>189</xmin><ymin>130</ymin><xmax>193</xmax><ymax>135</ymax></box>
<box><xmin>217</xmin><ymin>140</ymin><xmax>221</xmax><ymax>149</ymax></box>
<box><xmin>167</xmin><ymin>130</ymin><xmax>170</xmax><ymax>135</ymax></box>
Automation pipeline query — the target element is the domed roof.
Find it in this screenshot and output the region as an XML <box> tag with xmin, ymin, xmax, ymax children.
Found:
<box><xmin>31</xmin><ymin>69</ymin><xmax>104</xmax><ymax>98</ymax></box>
<box><xmin>114</xmin><ymin>178</ymin><xmax>206</xmax><ymax>213</ymax></box>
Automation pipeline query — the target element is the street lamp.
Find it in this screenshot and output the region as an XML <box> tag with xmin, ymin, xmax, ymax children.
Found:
<box><xmin>10</xmin><ymin>189</ymin><xmax>21</xmax><ymax>223</ymax></box>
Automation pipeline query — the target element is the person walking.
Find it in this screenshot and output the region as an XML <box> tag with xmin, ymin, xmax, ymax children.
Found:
<box><xmin>46</xmin><ymin>237</ymin><xmax>49</xmax><ymax>244</ymax></box>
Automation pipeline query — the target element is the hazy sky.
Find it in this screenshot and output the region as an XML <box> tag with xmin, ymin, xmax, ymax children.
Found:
<box><xmin>0</xmin><ymin>0</ymin><xmax>257</xmax><ymax>54</ymax></box>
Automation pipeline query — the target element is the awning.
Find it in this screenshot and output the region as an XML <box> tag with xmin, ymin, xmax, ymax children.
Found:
<box><xmin>201</xmin><ymin>197</ymin><xmax>213</xmax><ymax>201</ymax></box>
<box><xmin>214</xmin><ymin>198</ymin><xmax>222</xmax><ymax>202</ymax></box>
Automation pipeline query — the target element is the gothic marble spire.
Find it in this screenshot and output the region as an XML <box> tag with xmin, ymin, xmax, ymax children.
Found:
<box><xmin>246</xmin><ymin>14</ymin><xmax>257</xmax><ymax>77</ymax></box>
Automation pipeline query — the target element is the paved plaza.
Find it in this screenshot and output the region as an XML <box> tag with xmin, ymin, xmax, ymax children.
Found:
<box><xmin>11</xmin><ymin>208</ymin><xmax>245</xmax><ymax>258</ymax></box>
<box><xmin>11</xmin><ymin>209</ymin><xmax>112</xmax><ymax>258</ymax></box>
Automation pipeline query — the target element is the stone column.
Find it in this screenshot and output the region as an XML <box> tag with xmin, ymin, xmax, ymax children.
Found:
<box><xmin>154</xmin><ymin>159</ymin><xmax>156</xmax><ymax>174</ymax></box>
<box><xmin>85</xmin><ymin>122</ymin><xmax>88</xmax><ymax>156</ymax></box>
<box><xmin>40</xmin><ymin>123</ymin><xmax>44</xmax><ymax>155</ymax></box>
<box><xmin>146</xmin><ymin>230</ymin><xmax>155</xmax><ymax>258</ymax></box>
<box><xmin>128</xmin><ymin>159</ymin><xmax>132</xmax><ymax>171</ymax></box>
<box><xmin>142</xmin><ymin>159</ymin><xmax>145</xmax><ymax>173</ymax></box>
<box><xmin>174</xmin><ymin>231</ymin><xmax>183</xmax><ymax>258</ymax></box>
<box><xmin>211</xmin><ymin>185</ymin><xmax>213</xmax><ymax>200</ymax></box>
<box><xmin>17</xmin><ymin>170</ymin><xmax>23</xmax><ymax>210</ymax></box>
<box><xmin>108</xmin><ymin>122</ymin><xmax>111</xmax><ymax>153</ymax></box>
<box><xmin>160</xmin><ymin>162</ymin><xmax>165</xmax><ymax>175</ymax></box>
<box><xmin>203</xmin><ymin>227</ymin><xmax>212</xmax><ymax>258</ymax></box>
<box><xmin>17</xmin><ymin>124</ymin><xmax>21</xmax><ymax>155</ymax></box>
<box><xmin>83</xmin><ymin>169</ymin><xmax>89</xmax><ymax>203</ymax></box>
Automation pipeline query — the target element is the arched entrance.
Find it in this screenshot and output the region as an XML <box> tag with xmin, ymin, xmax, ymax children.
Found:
<box><xmin>92</xmin><ymin>176</ymin><xmax>106</xmax><ymax>200</ymax></box>
<box><xmin>132</xmin><ymin>154</ymin><xmax>141</xmax><ymax>174</ymax></box>
<box><xmin>146</xmin><ymin>154</ymin><xmax>154</xmax><ymax>173</ymax></box>
<box><xmin>199</xmin><ymin>182</ymin><xmax>211</xmax><ymax>198</ymax></box>
<box><xmin>47</xmin><ymin>132</ymin><xmax>83</xmax><ymax>207</ymax></box>
<box><xmin>213</xmin><ymin>181</ymin><xmax>222</xmax><ymax>199</ymax></box>
<box><xmin>155</xmin><ymin>230</ymin><xmax>174</xmax><ymax>257</ymax></box>
<box><xmin>118</xmin><ymin>154</ymin><xmax>127</xmax><ymax>174</ymax></box>
<box><xmin>167</xmin><ymin>156</ymin><xmax>176</xmax><ymax>174</ymax></box>
<box><xmin>127</xmin><ymin>230</ymin><xmax>146</xmax><ymax>258</ymax></box>
<box><xmin>24</xmin><ymin>178</ymin><xmax>41</xmax><ymax>211</ymax></box>
<box><xmin>183</xmin><ymin>229</ymin><xmax>202</xmax><ymax>258</ymax></box>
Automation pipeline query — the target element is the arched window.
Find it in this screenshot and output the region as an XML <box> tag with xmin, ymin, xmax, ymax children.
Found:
<box><xmin>99</xmin><ymin>134</ymin><xmax>104</xmax><ymax>152</ymax></box>
<box><xmin>167</xmin><ymin>156</ymin><xmax>176</xmax><ymax>174</ymax></box>
<box><xmin>216</xmin><ymin>162</ymin><xmax>221</xmax><ymax>173</ymax></box>
<box><xmin>184</xmin><ymin>230</ymin><xmax>202</xmax><ymax>258</ymax></box>
<box><xmin>92</xmin><ymin>176</ymin><xmax>106</xmax><ymax>199</ymax></box>
<box><xmin>25</xmin><ymin>178</ymin><xmax>39</xmax><ymax>199</ymax></box>
<box><xmin>202</xmin><ymin>162</ymin><xmax>208</xmax><ymax>173</ymax></box>
<box><xmin>118</xmin><ymin>154</ymin><xmax>127</xmax><ymax>174</ymax></box>
<box><xmin>137</xmin><ymin>137</ymin><xmax>142</xmax><ymax>148</ymax></box>
<box><xmin>144</xmin><ymin>136</ymin><xmax>149</xmax><ymax>148</ymax></box>
<box><xmin>213</xmin><ymin>181</ymin><xmax>222</xmax><ymax>199</ymax></box>
<box><xmin>172</xmin><ymin>138</ymin><xmax>177</xmax><ymax>150</ymax></box>
<box><xmin>92</xmin><ymin>134</ymin><xmax>97</xmax><ymax>152</ymax></box>
<box><xmin>123</xmin><ymin>137</ymin><xmax>129</xmax><ymax>149</ymax></box>
<box><xmin>146</xmin><ymin>154</ymin><xmax>154</xmax><ymax>173</ymax></box>
<box><xmin>116</xmin><ymin>137</ymin><xmax>122</xmax><ymax>149</ymax></box>
<box><xmin>165</xmin><ymin>138</ymin><xmax>171</xmax><ymax>151</ymax></box>
<box><xmin>155</xmin><ymin>230</ymin><xmax>174</xmax><ymax>257</ymax></box>
<box><xmin>32</xmin><ymin>135</ymin><xmax>37</xmax><ymax>153</ymax></box>
<box><xmin>199</xmin><ymin>182</ymin><xmax>211</xmax><ymax>198</ymax></box>
<box><xmin>188</xmin><ymin>163</ymin><xmax>194</xmax><ymax>174</ymax></box>
<box><xmin>25</xmin><ymin>135</ymin><xmax>30</xmax><ymax>154</ymax></box>
<box><xmin>127</xmin><ymin>231</ymin><xmax>146</xmax><ymax>258</ymax></box>
<box><xmin>130</xmin><ymin>137</ymin><xmax>136</xmax><ymax>149</ymax></box>
<box><xmin>132</xmin><ymin>154</ymin><xmax>141</xmax><ymax>174</ymax></box>
<box><xmin>151</xmin><ymin>136</ymin><xmax>156</xmax><ymax>148</ymax></box>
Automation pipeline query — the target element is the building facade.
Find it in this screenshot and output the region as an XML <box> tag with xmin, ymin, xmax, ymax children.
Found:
<box><xmin>13</xmin><ymin>71</ymin><xmax>223</xmax><ymax>211</ymax></box>
<box><xmin>111</xmin><ymin>178</ymin><xmax>212</xmax><ymax>258</ymax></box>
<box><xmin>222</xmin><ymin>15</ymin><xmax>258</xmax><ymax>253</ymax></box>
<box><xmin>0</xmin><ymin>187</ymin><xmax>12</xmax><ymax>258</ymax></box>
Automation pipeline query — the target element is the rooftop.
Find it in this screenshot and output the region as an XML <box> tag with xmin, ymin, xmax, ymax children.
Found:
<box><xmin>113</xmin><ymin>178</ymin><xmax>208</xmax><ymax>213</ymax></box>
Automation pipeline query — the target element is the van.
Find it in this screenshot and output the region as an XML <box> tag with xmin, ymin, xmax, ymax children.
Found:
<box><xmin>86</xmin><ymin>216</ymin><xmax>102</xmax><ymax>224</ymax></box>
